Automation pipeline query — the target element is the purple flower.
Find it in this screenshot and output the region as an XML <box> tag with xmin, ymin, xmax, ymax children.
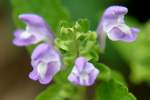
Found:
<box><xmin>68</xmin><ymin>57</ymin><xmax>99</xmax><ymax>86</ymax></box>
<box><xmin>29</xmin><ymin>43</ymin><xmax>62</xmax><ymax>84</ymax></box>
<box><xmin>97</xmin><ymin>6</ymin><xmax>140</xmax><ymax>51</ymax></box>
<box><xmin>13</xmin><ymin>14</ymin><xmax>54</xmax><ymax>46</ymax></box>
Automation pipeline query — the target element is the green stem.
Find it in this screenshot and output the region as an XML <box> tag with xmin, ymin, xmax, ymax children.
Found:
<box><xmin>77</xmin><ymin>86</ymin><xmax>86</xmax><ymax>100</ymax></box>
<box><xmin>75</xmin><ymin>39</ymin><xmax>80</xmax><ymax>57</ymax></box>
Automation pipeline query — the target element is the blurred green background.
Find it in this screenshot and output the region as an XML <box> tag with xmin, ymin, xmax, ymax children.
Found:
<box><xmin>0</xmin><ymin>0</ymin><xmax>149</xmax><ymax>100</ymax></box>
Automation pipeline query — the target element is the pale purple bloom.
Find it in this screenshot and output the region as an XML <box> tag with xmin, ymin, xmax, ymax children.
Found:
<box><xmin>29</xmin><ymin>43</ymin><xmax>62</xmax><ymax>84</ymax></box>
<box><xmin>68</xmin><ymin>57</ymin><xmax>99</xmax><ymax>86</ymax></box>
<box><xmin>97</xmin><ymin>6</ymin><xmax>140</xmax><ymax>51</ymax></box>
<box><xmin>13</xmin><ymin>14</ymin><xmax>54</xmax><ymax>46</ymax></box>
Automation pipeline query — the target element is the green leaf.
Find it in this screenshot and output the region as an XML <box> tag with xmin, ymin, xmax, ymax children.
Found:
<box><xmin>111</xmin><ymin>70</ymin><xmax>126</xmax><ymax>85</ymax></box>
<box><xmin>36</xmin><ymin>83</ymin><xmax>78</xmax><ymax>100</ymax></box>
<box><xmin>112</xmin><ymin>20</ymin><xmax>150</xmax><ymax>84</ymax></box>
<box><xmin>94</xmin><ymin>64</ymin><xmax>136</xmax><ymax>100</ymax></box>
<box><xmin>96</xmin><ymin>63</ymin><xmax>111</xmax><ymax>81</ymax></box>
<box><xmin>130</xmin><ymin>23</ymin><xmax>150</xmax><ymax>84</ymax></box>
<box><xmin>96</xmin><ymin>63</ymin><xmax>126</xmax><ymax>84</ymax></box>
<box><xmin>95</xmin><ymin>79</ymin><xmax>136</xmax><ymax>100</ymax></box>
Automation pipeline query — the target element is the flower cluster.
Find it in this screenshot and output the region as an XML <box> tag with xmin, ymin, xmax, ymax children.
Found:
<box><xmin>12</xmin><ymin>6</ymin><xmax>139</xmax><ymax>86</ymax></box>
<box><xmin>12</xmin><ymin>13</ymin><xmax>99</xmax><ymax>86</ymax></box>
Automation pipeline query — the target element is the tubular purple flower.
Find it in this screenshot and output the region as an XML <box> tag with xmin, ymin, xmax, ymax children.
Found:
<box><xmin>29</xmin><ymin>43</ymin><xmax>62</xmax><ymax>84</ymax></box>
<box><xmin>97</xmin><ymin>6</ymin><xmax>140</xmax><ymax>51</ymax></box>
<box><xmin>13</xmin><ymin>14</ymin><xmax>54</xmax><ymax>46</ymax></box>
<box><xmin>68</xmin><ymin>57</ymin><xmax>99</xmax><ymax>86</ymax></box>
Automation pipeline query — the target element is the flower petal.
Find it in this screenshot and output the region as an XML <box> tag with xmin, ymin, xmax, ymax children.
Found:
<box><xmin>19</xmin><ymin>14</ymin><xmax>47</xmax><ymax>26</ymax></box>
<box><xmin>29</xmin><ymin>68</ymin><xmax>38</xmax><ymax>81</ymax></box>
<box><xmin>108</xmin><ymin>26</ymin><xmax>138</xmax><ymax>42</ymax></box>
<box><xmin>68</xmin><ymin>57</ymin><xmax>99</xmax><ymax>86</ymax></box>
<box><xmin>68</xmin><ymin>70</ymin><xmax>80</xmax><ymax>85</ymax></box>
<box><xmin>31</xmin><ymin>43</ymin><xmax>50</xmax><ymax>60</ymax></box>
<box><xmin>13</xmin><ymin>30</ymin><xmax>36</xmax><ymax>46</ymax></box>
<box><xmin>75</xmin><ymin>57</ymin><xmax>87</xmax><ymax>72</ymax></box>
<box><xmin>39</xmin><ymin>75</ymin><xmax>52</xmax><ymax>84</ymax></box>
<box><xmin>88</xmin><ymin>68</ymin><xmax>99</xmax><ymax>85</ymax></box>
<box><xmin>13</xmin><ymin>14</ymin><xmax>54</xmax><ymax>46</ymax></box>
<box><xmin>29</xmin><ymin>43</ymin><xmax>62</xmax><ymax>84</ymax></box>
<box><xmin>19</xmin><ymin>14</ymin><xmax>54</xmax><ymax>42</ymax></box>
<box><xmin>38</xmin><ymin>62</ymin><xmax>61</xmax><ymax>84</ymax></box>
<box><xmin>103</xmin><ymin>6</ymin><xmax>128</xmax><ymax>19</ymax></box>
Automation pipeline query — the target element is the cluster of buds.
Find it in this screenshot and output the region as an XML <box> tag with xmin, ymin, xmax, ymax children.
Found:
<box><xmin>12</xmin><ymin>6</ymin><xmax>139</xmax><ymax>86</ymax></box>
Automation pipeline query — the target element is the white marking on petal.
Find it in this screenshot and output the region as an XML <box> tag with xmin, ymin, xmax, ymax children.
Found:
<box><xmin>37</xmin><ymin>62</ymin><xmax>47</xmax><ymax>79</ymax></box>
<box><xmin>117</xmin><ymin>24</ymin><xmax>131</xmax><ymax>34</ymax></box>
<box><xmin>20</xmin><ymin>31</ymin><xmax>32</xmax><ymax>39</ymax></box>
<box><xmin>79</xmin><ymin>71</ymin><xmax>89</xmax><ymax>85</ymax></box>
<box><xmin>80</xmin><ymin>71</ymin><xmax>88</xmax><ymax>80</ymax></box>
